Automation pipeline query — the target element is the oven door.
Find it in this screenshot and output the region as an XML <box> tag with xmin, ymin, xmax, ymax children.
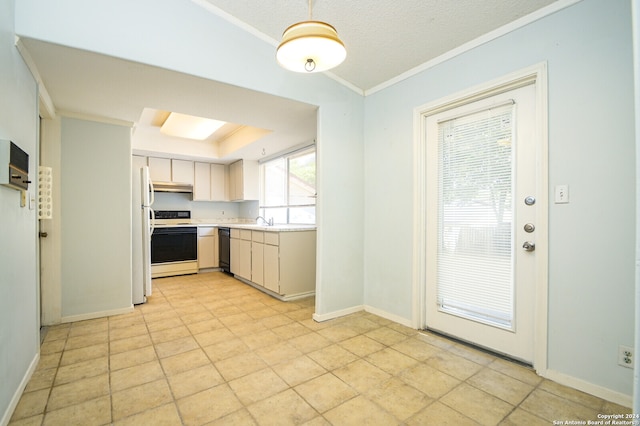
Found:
<box><xmin>151</xmin><ymin>227</ymin><xmax>197</xmax><ymax>264</ymax></box>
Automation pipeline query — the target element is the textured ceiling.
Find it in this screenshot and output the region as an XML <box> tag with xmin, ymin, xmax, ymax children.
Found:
<box><xmin>202</xmin><ymin>0</ymin><xmax>559</xmax><ymax>91</ymax></box>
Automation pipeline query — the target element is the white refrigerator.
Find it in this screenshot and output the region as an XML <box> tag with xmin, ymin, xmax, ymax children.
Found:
<box><xmin>132</xmin><ymin>159</ymin><xmax>154</xmax><ymax>304</ymax></box>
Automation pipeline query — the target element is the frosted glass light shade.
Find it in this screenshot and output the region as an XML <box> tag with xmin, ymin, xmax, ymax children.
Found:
<box><xmin>276</xmin><ymin>21</ymin><xmax>346</xmax><ymax>73</ymax></box>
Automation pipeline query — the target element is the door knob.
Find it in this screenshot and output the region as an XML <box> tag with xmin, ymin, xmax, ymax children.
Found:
<box><xmin>522</xmin><ymin>241</ymin><xmax>535</xmax><ymax>251</ymax></box>
<box><xmin>39</xmin><ymin>232</ymin><xmax>48</xmax><ymax>238</ymax></box>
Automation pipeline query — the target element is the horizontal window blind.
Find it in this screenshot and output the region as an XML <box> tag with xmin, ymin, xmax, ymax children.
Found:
<box><xmin>437</xmin><ymin>104</ymin><xmax>515</xmax><ymax>329</ymax></box>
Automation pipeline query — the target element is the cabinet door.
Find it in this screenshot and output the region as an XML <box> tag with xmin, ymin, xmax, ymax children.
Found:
<box><xmin>229</xmin><ymin>161</ymin><xmax>241</xmax><ymax>201</ymax></box>
<box><xmin>198</xmin><ymin>235</ymin><xmax>215</xmax><ymax>269</ymax></box>
<box><xmin>210</xmin><ymin>164</ymin><xmax>227</xmax><ymax>201</ymax></box>
<box><xmin>172</xmin><ymin>159</ymin><xmax>194</xmax><ymax>184</ymax></box>
<box><xmin>264</xmin><ymin>244</ymin><xmax>279</xmax><ymax>293</ymax></box>
<box><xmin>148</xmin><ymin>157</ymin><xmax>171</xmax><ymax>182</ymax></box>
<box><xmin>230</xmin><ymin>237</ymin><xmax>240</xmax><ymax>275</ymax></box>
<box><xmin>193</xmin><ymin>162</ymin><xmax>211</xmax><ymax>201</ymax></box>
<box><xmin>252</xmin><ymin>242</ymin><xmax>264</xmax><ymax>286</ymax></box>
<box><xmin>239</xmin><ymin>239</ymin><xmax>252</xmax><ymax>280</ymax></box>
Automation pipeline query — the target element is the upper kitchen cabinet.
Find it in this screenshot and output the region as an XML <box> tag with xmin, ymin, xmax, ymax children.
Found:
<box><xmin>229</xmin><ymin>159</ymin><xmax>258</xmax><ymax>201</ymax></box>
<box><xmin>148</xmin><ymin>157</ymin><xmax>194</xmax><ymax>184</ymax></box>
<box><xmin>193</xmin><ymin>162</ymin><xmax>227</xmax><ymax>201</ymax></box>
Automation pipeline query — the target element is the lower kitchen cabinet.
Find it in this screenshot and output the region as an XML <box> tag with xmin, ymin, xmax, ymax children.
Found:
<box><xmin>231</xmin><ymin>229</ymin><xmax>252</xmax><ymax>280</ymax></box>
<box><xmin>232</xmin><ymin>228</ymin><xmax>316</xmax><ymax>300</ymax></box>
<box><xmin>197</xmin><ymin>227</ymin><xmax>219</xmax><ymax>269</ymax></box>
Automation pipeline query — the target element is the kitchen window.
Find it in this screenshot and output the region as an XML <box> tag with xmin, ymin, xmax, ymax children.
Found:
<box><xmin>259</xmin><ymin>146</ymin><xmax>316</xmax><ymax>224</ymax></box>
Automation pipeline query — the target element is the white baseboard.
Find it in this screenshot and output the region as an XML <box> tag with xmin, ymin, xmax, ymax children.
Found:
<box><xmin>1</xmin><ymin>352</ymin><xmax>39</xmax><ymax>426</ymax></box>
<box><xmin>363</xmin><ymin>305</ymin><xmax>413</xmax><ymax>327</ymax></box>
<box><xmin>61</xmin><ymin>306</ymin><xmax>134</xmax><ymax>323</ymax></box>
<box><xmin>313</xmin><ymin>305</ymin><xmax>364</xmax><ymax>322</ymax></box>
<box><xmin>541</xmin><ymin>368</ymin><xmax>632</xmax><ymax>408</ymax></box>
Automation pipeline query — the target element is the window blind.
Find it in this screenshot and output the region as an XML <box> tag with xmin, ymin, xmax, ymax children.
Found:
<box><xmin>436</xmin><ymin>103</ymin><xmax>515</xmax><ymax>329</ymax></box>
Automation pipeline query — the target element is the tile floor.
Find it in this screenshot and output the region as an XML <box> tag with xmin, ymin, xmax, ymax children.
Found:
<box><xmin>9</xmin><ymin>272</ymin><xmax>631</xmax><ymax>425</ymax></box>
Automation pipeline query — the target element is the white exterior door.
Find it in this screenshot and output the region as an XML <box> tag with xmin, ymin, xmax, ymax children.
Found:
<box><xmin>424</xmin><ymin>81</ymin><xmax>542</xmax><ymax>363</ymax></box>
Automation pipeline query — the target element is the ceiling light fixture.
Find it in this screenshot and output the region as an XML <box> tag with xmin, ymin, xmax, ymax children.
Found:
<box><xmin>160</xmin><ymin>112</ymin><xmax>225</xmax><ymax>141</ymax></box>
<box><xmin>276</xmin><ymin>0</ymin><xmax>346</xmax><ymax>73</ymax></box>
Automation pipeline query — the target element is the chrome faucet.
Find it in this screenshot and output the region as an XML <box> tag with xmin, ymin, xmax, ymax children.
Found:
<box><xmin>256</xmin><ymin>216</ymin><xmax>273</xmax><ymax>226</ymax></box>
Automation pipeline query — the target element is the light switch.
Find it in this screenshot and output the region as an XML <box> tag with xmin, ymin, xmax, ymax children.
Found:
<box><xmin>555</xmin><ymin>184</ymin><xmax>569</xmax><ymax>204</ymax></box>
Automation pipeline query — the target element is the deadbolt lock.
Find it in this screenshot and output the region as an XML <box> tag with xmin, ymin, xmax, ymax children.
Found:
<box><xmin>524</xmin><ymin>223</ymin><xmax>535</xmax><ymax>233</ymax></box>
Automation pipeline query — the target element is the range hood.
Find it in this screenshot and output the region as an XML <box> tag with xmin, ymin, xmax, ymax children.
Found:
<box><xmin>152</xmin><ymin>181</ymin><xmax>193</xmax><ymax>193</ymax></box>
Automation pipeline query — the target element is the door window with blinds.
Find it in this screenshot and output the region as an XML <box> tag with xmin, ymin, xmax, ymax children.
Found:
<box><xmin>436</xmin><ymin>102</ymin><xmax>515</xmax><ymax>330</ymax></box>
<box><xmin>259</xmin><ymin>147</ymin><xmax>316</xmax><ymax>224</ymax></box>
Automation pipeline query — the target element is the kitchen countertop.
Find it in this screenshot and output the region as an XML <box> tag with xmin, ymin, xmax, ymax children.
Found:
<box><xmin>154</xmin><ymin>222</ymin><xmax>316</xmax><ymax>232</ymax></box>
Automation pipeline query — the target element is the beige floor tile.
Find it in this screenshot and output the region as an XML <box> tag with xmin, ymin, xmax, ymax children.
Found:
<box><xmin>339</xmin><ymin>316</ymin><xmax>381</xmax><ymax>334</ymax></box>
<box><xmin>68</xmin><ymin>321</ymin><xmax>108</xmax><ymax>338</ymax></box>
<box><xmin>399</xmin><ymin>364</ymin><xmax>460</xmax><ymax>399</ymax></box>
<box><xmin>218</xmin><ymin>312</ymin><xmax>254</xmax><ymax>327</ymax></box>
<box><xmin>193</xmin><ymin>327</ymin><xmax>235</xmax><ymax>347</ymax></box>
<box><xmin>108</xmin><ymin>313</ymin><xmax>145</xmax><ymax>330</ymax></box>
<box><xmin>112</xmin><ymin>402</ymin><xmax>182</xmax><ymax>426</ymax></box>
<box><xmin>145</xmin><ymin>316</ymin><xmax>183</xmax><ymax>333</ymax></box>
<box><xmin>203</xmin><ymin>338</ymin><xmax>250</xmax><ymax>362</ymax></box>
<box><xmin>42</xmin><ymin>395</ymin><xmax>111</xmax><ymax>426</ymax></box>
<box><xmin>47</xmin><ymin>374</ymin><xmax>110</xmax><ymax>411</ymax></box>
<box><xmin>185</xmin><ymin>318</ymin><xmax>224</xmax><ymax>335</ymax></box>
<box><xmin>324</xmin><ymin>395</ymin><xmax>397</xmax><ymax>425</ymax></box>
<box><xmin>59</xmin><ymin>343</ymin><xmax>108</xmax><ymax>366</ymax></box>
<box><xmin>366</xmin><ymin>377</ymin><xmax>433</xmax><ymax>421</ymax></box>
<box><xmin>538</xmin><ymin>379</ymin><xmax>606</xmax><ymax>410</ymax></box>
<box><xmin>307</xmin><ymin>344</ymin><xmax>359</xmax><ymax>371</ymax></box>
<box><xmin>519</xmin><ymin>389</ymin><xmax>600</xmax><ymax>423</ymax></box>
<box><xmin>488</xmin><ymin>358</ymin><xmax>542</xmax><ymax>386</ymax></box>
<box><xmin>109</xmin><ymin>334</ymin><xmax>152</xmax><ymax>354</ymax></box>
<box><xmin>259</xmin><ymin>314</ymin><xmax>295</xmax><ymax>329</ymax></box>
<box><xmin>365</xmin><ymin>347</ymin><xmax>419</xmax><ymax>375</ymax></box>
<box><xmin>247</xmin><ymin>389</ymin><xmax>318</xmax><ymax>426</ymax></box>
<box><xmin>10</xmin><ymin>389</ymin><xmax>50</xmax><ymax>421</ymax></box>
<box><xmin>272</xmin><ymin>355</ymin><xmax>326</xmax><ymax>387</ymax></box>
<box><xmin>214</xmin><ymin>351</ymin><xmax>268</xmax><ymax>381</ymax></box>
<box><xmin>150</xmin><ymin>325</ymin><xmax>192</xmax><ymax>344</ymax></box>
<box><xmin>339</xmin><ymin>335</ymin><xmax>385</xmax><ymax>357</ymax></box>
<box><xmin>36</xmin><ymin>353</ymin><xmax>62</xmax><ymax>371</ymax></box>
<box><xmin>365</xmin><ymin>326</ymin><xmax>411</xmax><ymax>346</ymax></box>
<box><xmin>440</xmin><ymin>383</ymin><xmax>514</xmax><ymax>426</ymax></box>
<box><xmin>287</xmin><ymin>332</ymin><xmax>332</xmax><ymax>354</ymax></box>
<box><xmin>54</xmin><ymin>357</ymin><xmax>109</xmax><ymax>385</ymax></box>
<box><xmin>500</xmin><ymin>408</ymin><xmax>549</xmax><ymax>426</ymax></box>
<box><xmin>110</xmin><ymin>345</ymin><xmax>157</xmax><ymax>371</ymax></box>
<box><xmin>316</xmin><ymin>324</ymin><xmax>360</xmax><ymax>342</ymax></box>
<box><xmin>467</xmin><ymin>367</ymin><xmax>534</xmax><ymax>405</ymax></box>
<box><xmin>167</xmin><ymin>364</ymin><xmax>224</xmax><ymax>399</ymax></box>
<box><xmin>228</xmin><ymin>368</ymin><xmax>289</xmax><ymax>405</ymax></box>
<box><xmin>24</xmin><ymin>368</ymin><xmax>56</xmax><ymax>392</ymax></box>
<box><xmin>177</xmin><ymin>384</ymin><xmax>243</xmax><ymax>426</ymax></box>
<box><xmin>271</xmin><ymin>322</ymin><xmax>312</xmax><ymax>339</ymax></box>
<box><xmin>255</xmin><ymin>341</ymin><xmax>303</xmax><ymax>365</ymax></box>
<box><xmin>240</xmin><ymin>329</ymin><xmax>282</xmax><ymax>350</ymax></box>
<box><xmin>601</xmin><ymin>400</ymin><xmax>633</xmax><ymax>415</ymax></box>
<box><xmin>426</xmin><ymin>351</ymin><xmax>484</xmax><ymax>381</ymax></box>
<box><xmin>392</xmin><ymin>337</ymin><xmax>442</xmax><ymax>362</ymax></box>
<box><xmin>406</xmin><ymin>401</ymin><xmax>477</xmax><ymax>426</ymax></box>
<box><xmin>110</xmin><ymin>360</ymin><xmax>165</xmax><ymax>392</ymax></box>
<box><xmin>333</xmin><ymin>359</ymin><xmax>391</xmax><ymax>394</ymax></box>
<box><xmin>109</xmin><ymin>324</ymin><xmax>148</xmax><ymax>341</ymax></box>
<box><xmin>294</xmin><ymin>373</ymin><xmax>357</xmax><ymax>413</ymax></box>
<box><xmin>7</xmin><ymin>414</ymin><xmax>44</xmax><ymax>426</ymax></box>
<box><xmin>64</xmin><ymin>332</ymin><xmax>108</xmax><ymax>351</ymax></box>
<box><xmin>448</xmin><ymin>343</ymin><xmax>497</xmax><ymax>366</ymax></box>
<box><xmin>160</xmin><ymin>348</ymin><xmax>211</xmax><ymax>376</ymax></box>
<box><xmin>226</xmin><ymin>320</ymin><xmax>268</xmax><ymax>337</ymax></box>
<box><xmin>42</xmin><ymin>327</ymin><xmax>70</xmax><ymax>342</ymax></box>
<box><xmin>415</xmin><ymin>331</ymin><xmax>455</xmax><ymax>349</ymax></box>
<box><xmin>39</xmin><ymin>339</ymin><xmax>65</xmax><ymax>356</ymax></box>
<box><xmin>111</xmin><ymin>379</ymin><xmax>173</xmax><ymax>420</ymax></box>
<box><xmin>246</xmin><ymin>307</ymin><xmax>280</xmax><ymax>320</ymax></box>
<box><xmin>154</xmin><ymin>336</ymin><xmax>200</xmax><ymax>359</ymax></box>
<box><xmin>208</xmin><ymin>408</ymin><xmax>257</xmax><ymax>426</ymax></box>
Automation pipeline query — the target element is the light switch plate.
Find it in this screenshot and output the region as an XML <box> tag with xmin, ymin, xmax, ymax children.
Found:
<box><xmin>555</xmin><ymin>185</ymin><xmax>569</xmax><ymax>204</ymax></box>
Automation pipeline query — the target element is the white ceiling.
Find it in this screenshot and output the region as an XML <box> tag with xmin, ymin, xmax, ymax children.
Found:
<box><xmin>19</xmin><ymin>0</ymin><xmax>561</xmax><ymax>162</ymax></box>
<box><xmin>202</xmin><ymin>0</ymin><xmax>560</xmax><ymax>91</ymax></box>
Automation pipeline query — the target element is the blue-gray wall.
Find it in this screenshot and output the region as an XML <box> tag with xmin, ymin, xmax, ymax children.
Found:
<box><xmin>0</xmin><ymin>0</ymin><xmax>39</xmax><ymax>421</ymax></box>
<box><xmin>363</xmin><ymin>0</ymin><xmax>635</xmax><ymax>398</ymax></box>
